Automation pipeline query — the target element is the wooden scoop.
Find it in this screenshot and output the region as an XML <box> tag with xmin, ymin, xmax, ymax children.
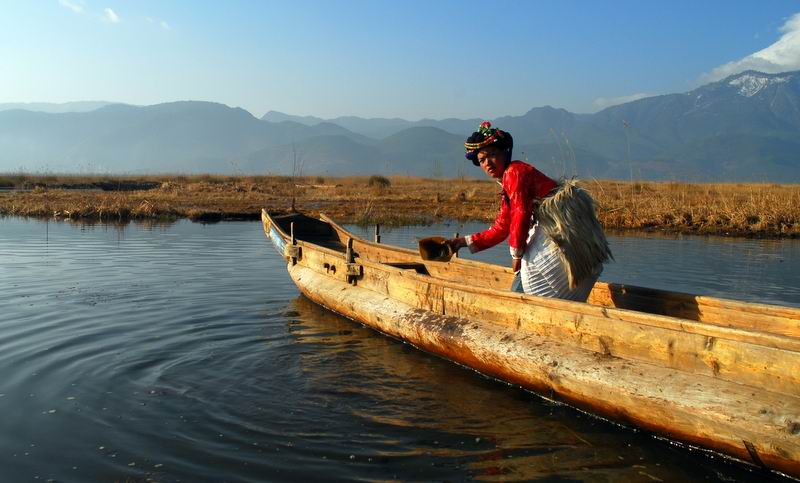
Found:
<box><xmin>418</xmin><ymin>236</ymin><xmax>454</xmax><ymax>262</ymax></box>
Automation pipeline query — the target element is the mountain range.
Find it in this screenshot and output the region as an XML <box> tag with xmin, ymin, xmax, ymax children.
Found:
<box><xmin>1</xmin><ymin>70</ymin><xmax>798</xmax><ymax>180</ymax></box>
<box><xmin>0</xmin><ymin>101</ymin><xmax>116</xmax><ymax>114</ymax></box>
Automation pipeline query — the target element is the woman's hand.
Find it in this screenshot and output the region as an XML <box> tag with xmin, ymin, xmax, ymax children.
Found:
<box><xmin>512</xmin><ymin>258</ymin><xmax>522</xmax><ymax>273</ymax></box>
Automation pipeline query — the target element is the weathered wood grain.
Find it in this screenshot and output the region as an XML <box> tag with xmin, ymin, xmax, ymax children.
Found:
<box><xmin>289</xmin><ymin>263</ymin><xmax>800</xmax><ymax>478</ymax></box>
<box><xmin>262</xmin><ymin>209</ymin><xmax>800</xmax><ymax>478</ymax></box>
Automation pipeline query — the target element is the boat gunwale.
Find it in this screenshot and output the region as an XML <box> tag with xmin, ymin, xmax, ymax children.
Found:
<box><xmin>320</xmin><ymin>213</ymin><xmax>800</xmax><ymax>321</ymax></box>
<box><xmin>266</xmin><ymin>211</ymin><xmax>800</xmax><ymax>351</ymax></box>
<box><xmin>331</xmin><ymin>241</ymin><xmax>800</xmax><ymax>353</ymax></box>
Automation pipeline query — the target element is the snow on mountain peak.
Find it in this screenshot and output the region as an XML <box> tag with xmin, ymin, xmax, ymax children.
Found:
<box><xmin>728</xmin><ymin>73</ymin><xmax>790</xmax><ymax>97</ymax></box>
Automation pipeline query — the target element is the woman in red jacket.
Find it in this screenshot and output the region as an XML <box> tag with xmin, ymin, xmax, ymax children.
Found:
<box><xmin>448</xmin><ymin>121</ymin><xmax>611</xmax><ymax>301</ymax></box>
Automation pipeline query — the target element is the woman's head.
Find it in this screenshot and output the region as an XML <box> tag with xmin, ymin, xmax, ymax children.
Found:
<box><xmin>464</xmin><ymin>121</ymin><xmax>513</xmax><ymax>178</ymax></box>
<box><xmin>475</xmin><ymin>144</ymin><xmax>508</xmax><ymax>178</ymax></box>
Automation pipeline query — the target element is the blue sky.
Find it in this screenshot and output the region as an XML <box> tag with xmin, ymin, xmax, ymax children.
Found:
<box><xmin>2</xmin><ymin>1</ymin><xmax>799</xmax><ymax>119</ymax></box>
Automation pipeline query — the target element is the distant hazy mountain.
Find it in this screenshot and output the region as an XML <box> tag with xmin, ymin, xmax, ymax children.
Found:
<box><xmin>0</xmin><ymin>101</ymin><xmax>371</xmax><ymax>173</ymax></box>
<box><xmin>257</xmin><ymin>70</ymin><xmax>800</xmax><ymax>180</ymax></box>
<box><xmin>261</xmin><ymin>111</ymin><xmax>325</xmax><ymax>126</ymax></box>
<box><xmin>245</xmin><ymin>135</ymin><xmax>382</xmax><ymax>175</ymax></box>
<box><xmin>0</xmin><ymin>101</ymin><xmax>117</xmax><ymax>114</ymax></box>
<box><xmin>3</xmin><ymin>70</ymin><xmax>799</xmax><ymax>179</ymax></box>
<box><xmin>262</xmin><ymin>111</ymin><xmax>482</xmax><ymax>140</ymax></box>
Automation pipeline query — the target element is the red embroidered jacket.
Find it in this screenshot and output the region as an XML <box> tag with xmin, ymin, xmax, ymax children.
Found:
<box><xmin>467</xmin><ymin>161</ymin><xmax>557</xmax><ymax>258</ymax></box>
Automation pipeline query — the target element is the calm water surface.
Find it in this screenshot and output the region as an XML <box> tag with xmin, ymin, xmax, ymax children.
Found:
<box><xmin>2</xmin><ymin>218</ymin><xmax>799</xmax><ymax>483</ymax></box>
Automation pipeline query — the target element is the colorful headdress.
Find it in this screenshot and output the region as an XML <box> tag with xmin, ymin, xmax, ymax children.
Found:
<box><xmin>464</xmin><ymin>121</ymin><xmax>513</xmax><ymax>165</ymax></box>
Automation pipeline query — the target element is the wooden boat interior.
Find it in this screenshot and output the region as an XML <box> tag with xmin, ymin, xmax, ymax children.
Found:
<box><xmin>269</xmin><ymin>212</ymin><xmax>800</xmax><ymax>341</ymax></box>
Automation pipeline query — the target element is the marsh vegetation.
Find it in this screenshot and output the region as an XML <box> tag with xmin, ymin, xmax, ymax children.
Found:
<box><xmin>1</xmin><ymin>173</ymin><xmax>798</xmax><ymax>237</ymax></box>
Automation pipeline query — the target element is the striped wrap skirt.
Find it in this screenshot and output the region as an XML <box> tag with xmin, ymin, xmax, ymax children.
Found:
<box><xmin>514</xmin><ymin>223</ymin><xmax>601</xmax><ymax>302</ymax></box>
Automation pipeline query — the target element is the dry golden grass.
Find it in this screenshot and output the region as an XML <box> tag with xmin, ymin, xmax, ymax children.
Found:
<box><xmin>1</xmin><ymin>174</ymin><xmax>798</xmax><ymax>237</ymax></box>
<box><xmin>589</xmin><ymin>180</ymin><xmax>800</xmax><ymax>237</ymax></box>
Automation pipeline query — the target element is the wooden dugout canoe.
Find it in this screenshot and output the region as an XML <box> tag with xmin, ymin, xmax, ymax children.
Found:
<box><xmin>262</xmin><ymin>209</ymin><xmax>800</xmax><ymax>478</ymax></box>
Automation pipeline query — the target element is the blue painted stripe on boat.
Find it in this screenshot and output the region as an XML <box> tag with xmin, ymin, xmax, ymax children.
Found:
<box><xmin>269</xmin><ymin>224</ymin><xmax>286</xmax><ymax>256</ymax></box>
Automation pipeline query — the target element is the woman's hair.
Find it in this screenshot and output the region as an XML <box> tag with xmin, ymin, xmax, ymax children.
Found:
<box><xmin>464</xmin><ymin>121</ymin><xmax>513</xmax><ymax>166</ymax></box>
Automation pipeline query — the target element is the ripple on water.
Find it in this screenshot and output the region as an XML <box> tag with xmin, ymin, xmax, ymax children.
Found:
<box><xmin>0</xmin><ymin>218</ymin><xmax>796</xmax><ymax>482</ymax></box>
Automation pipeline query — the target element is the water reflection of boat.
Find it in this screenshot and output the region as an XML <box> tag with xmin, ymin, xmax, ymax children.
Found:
<box><xmin>287</xmin><ymin>295</ymin><xmax>720</xmax><ymax>481</ymax></box>
<box><xmin>263</xmin><ymin>209</ymin><xmax>800</xmax><ymax>479</ymax></box>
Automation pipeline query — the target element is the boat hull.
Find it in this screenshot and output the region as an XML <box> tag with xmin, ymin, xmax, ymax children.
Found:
<box><xmin>290</xmin><ymin>263</ymin><xmax>800</xmax><ymax>478</ymax></box>
<box><xmin>264</xmin><ymin>210</ymin><xmax>800</xmax><ymax>478</ymax></box>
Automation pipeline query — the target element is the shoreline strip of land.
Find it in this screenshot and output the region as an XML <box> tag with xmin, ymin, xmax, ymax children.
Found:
<box><xmin>1</xmin><ymin>174</ymin><xmax>799</xmax><ymax>238</ymax></box>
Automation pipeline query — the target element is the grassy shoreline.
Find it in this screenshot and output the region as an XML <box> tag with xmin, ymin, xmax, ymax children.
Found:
<box><xmin>2</xmin><ymin>174</ymin><xmax>799</xmax><ymax>238</ymax></box>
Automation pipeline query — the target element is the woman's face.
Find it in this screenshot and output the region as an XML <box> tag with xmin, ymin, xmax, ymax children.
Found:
<box><xmin>476</xmin><ymin>145</ymin><xmax>508</xmax><ymax>179</ymax></box>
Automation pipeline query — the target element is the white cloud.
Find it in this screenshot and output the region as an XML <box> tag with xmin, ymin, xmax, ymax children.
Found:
<box><xmin>103</xmin><ymin>7</ymin><xmax>120</xmax><ymax>23</ymax></box>
<box><xmin>592</xmin><ymin>93</ymin><xmax>651</xmax><ymax>110</ymax></box>
<box><xmin>146</xmin><ymin>16</ymin><xmax>171</xmax><ymax>30</ymax></box>
<box><xmin>702</xmin><ymin>12</ymin><xmax>800</xmax><ymax>82</ymax></box>
<box><xmin>58</xmin><ymin>0</ymin><xmax>84</xmax><ymax>13</ymax></box>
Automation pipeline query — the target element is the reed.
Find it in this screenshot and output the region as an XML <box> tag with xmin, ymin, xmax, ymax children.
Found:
<box><xmin>1</xmin><ymin>174</ymin><xmax>798</xmax><ymax>237</ymax></box>
<box><xmin>590</xmin><ymin>179</ymin><xmax>800</xmax><ymax>236</ymax></box>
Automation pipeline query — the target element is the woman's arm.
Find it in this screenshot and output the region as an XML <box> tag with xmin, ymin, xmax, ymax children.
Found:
<box><xmin>464</xmin><ymin>195</ymin><xmax>511</xmax><ymax>253</ymax></box>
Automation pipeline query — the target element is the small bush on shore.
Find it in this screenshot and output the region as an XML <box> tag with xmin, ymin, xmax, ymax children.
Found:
<box><xmin>368</xmin><ymin>175</ymin><xmax>391</xmax><ymax>188</ymax></box>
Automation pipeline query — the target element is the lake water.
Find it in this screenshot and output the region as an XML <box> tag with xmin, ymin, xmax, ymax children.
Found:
<box><xmin>2</xmin><ymin>217</ymin><xmax>798</xmax><ymax>482</ymax></box>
